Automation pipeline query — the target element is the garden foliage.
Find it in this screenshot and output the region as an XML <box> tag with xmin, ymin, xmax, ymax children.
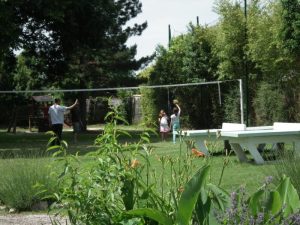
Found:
<box><xmin>48</xmin><ymin>109</ymin><xmax>300</xmax><ymax>225</ymax></box>
<box><xmin>0</xmin><ymin>157</ymin><xmax>56</xmax><ymax>211</ymax></box>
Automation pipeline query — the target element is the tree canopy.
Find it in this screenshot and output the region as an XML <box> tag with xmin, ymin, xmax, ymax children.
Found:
<box><xmin>0</xmin><ymin>0</ymin><xmax>149</xmax><ymax>91</ymax></box>
<box><xmin>141</xmin><ymin>0</ymin><xmax>300</xmax><ymax>128</ymax></box>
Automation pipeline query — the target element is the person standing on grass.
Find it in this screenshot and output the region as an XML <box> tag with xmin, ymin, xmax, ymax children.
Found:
<box><xmin>170</xmin><ymin>100</ymin><xmax>181</xmax><ymax>144</ymax></box>
<box><xmin>48</xmin><ymin>98</ymin><xmax>78</xmax><ymax>142</ymax></box>
<box><xmin>159</xmin><ymin>109</ymin><xmax>170</xmax><ymax>141</ymax></box>
<box><xmin>71</xmin><ymin>104</ymin><xmax>82</xmax><ymax>143</ymax></box>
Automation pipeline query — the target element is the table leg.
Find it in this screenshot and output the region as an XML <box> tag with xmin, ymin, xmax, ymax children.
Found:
<box><xmin>229</xmin><ymin>143</ymin><xmax>248</xmax><ymax>162</ymax></box>
<box><xmin>242</xmin><ymin>143</ymin><xmax>265</xmax><ymax>164</ymax></box>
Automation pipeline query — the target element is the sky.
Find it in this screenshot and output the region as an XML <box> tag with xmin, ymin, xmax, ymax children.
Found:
<box><xmin>126</xmin><ymin>0</ymin><xmax>219</xmax><ymax>59</ymax></box>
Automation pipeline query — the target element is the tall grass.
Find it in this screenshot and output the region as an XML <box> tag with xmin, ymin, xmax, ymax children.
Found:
<box><xmin>0</xmin><ymin>157</ymin><xmax>57</xmax><ymax>211</ymax></box>
<box><xmin>274</xmin><ymin>150</ymin><xmax>300</xmax><ymax>194</ymax></box>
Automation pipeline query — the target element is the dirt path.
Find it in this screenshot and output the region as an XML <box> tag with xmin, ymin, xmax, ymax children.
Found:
<box><xmin>0</xmin><ymin>214</ymin><xmax>68</xmax><ymax>225</ymax></box>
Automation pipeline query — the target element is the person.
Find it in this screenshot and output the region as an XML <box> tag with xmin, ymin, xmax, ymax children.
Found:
<box><xmin>48</xmin><ymin>98</ymin><xmax>78</xmax><ymax>143</ymax></box>
<box><xmin>170</xmin><ymin>101</ymin><xmax>181</xmax><ymax>144</ymax></box>
<box><xmin>70</xmin><ymin>104</ymin><xmax>82</xmax><ymax>143</ymax></box>
<box><xmin>158</xmin><ymin>109</ymin><xmax>169</xmax><ymax>141</ymax></box>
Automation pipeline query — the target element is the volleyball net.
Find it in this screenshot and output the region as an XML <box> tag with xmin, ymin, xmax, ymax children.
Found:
<box><xmin>0</xmin><ymin>79</ymin><xmax>243</xmax><ymax>133</ymax></box>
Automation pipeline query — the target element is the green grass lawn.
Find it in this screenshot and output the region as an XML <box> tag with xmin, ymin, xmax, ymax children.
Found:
<box><xmin>0</xmin><ymin>127</ymin><xmax>276</xmax><ymax>195</ymax></box>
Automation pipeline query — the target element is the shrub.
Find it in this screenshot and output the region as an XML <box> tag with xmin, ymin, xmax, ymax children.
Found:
<box><xmin>0</xmin><ymin>157</ymin><xmax>57</xmax><ymax>211</ymax></box>
<box><xmin>117</xmin><ymin>89</ymin><xmax>135</xmax><ymax>124</ymax></box>
<box><xmin>253</xmin><ymin>82</ymin><xmax>285</xmax><ymax>125</ymax></box>
<box><xmin>140</xmin><ymin>87</ymin><xmax>159</xmax><ymax>127</ymax></box>
<box><xmin>223</xmin><ymin>87</ymin><xmax>241</xmax><ymax>123</ymax></box>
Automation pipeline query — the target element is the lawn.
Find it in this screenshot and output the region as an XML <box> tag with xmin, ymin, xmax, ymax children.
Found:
<box><xmin>0</xmin><ymin>126</ymin><xmax>276</xmax><ymax>195</ymax></box>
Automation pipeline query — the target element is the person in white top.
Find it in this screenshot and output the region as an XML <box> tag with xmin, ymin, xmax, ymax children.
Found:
<box><xmin>48</xmin><ymin>98</ymin><xmax>78</xmax><ymax>142</ymax></box>
<box><xmin>158</xmin><ymin>109</ymin><xmax>170</xmax><ymax>141</ymax></box>
<box><xmin>170</xmin><ymin>101</ymin><xmax>181</xmax><ymax>144</ymax></box>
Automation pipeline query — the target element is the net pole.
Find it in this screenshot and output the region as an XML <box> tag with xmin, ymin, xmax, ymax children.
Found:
<box><xmin>217</xmin><ymin>81</ymin><xmax>222</xmax><ymax>105</ymax></box>
<box><xmin>239</xmin><ymin>79</ymin><xmax>244</xmax><ymax>124</ymax></box>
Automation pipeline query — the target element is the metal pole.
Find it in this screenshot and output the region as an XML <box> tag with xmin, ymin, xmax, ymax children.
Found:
<box><xmin>168</xmin><ymin>24</ymin><xmax>171</xmax><ymax>47</ymax></box>
<box><xmin>244</xmin><ymin>0</ymin><xmax>249</xmax><ymax>126</ymax></box>
<box><xmin>239</xmin><ymin>79</ymin><xmax>244</xmax><ymax>124</ymax></box>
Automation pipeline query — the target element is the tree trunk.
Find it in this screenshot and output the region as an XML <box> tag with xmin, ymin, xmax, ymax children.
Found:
<box><xmin>7</xmin><ymin>106</ymin><xmax>17</xmax><ymax>133</ymax></box>
<box><xmin>78</xmin><ymin>92</ymin><xmax>87</xmax><ymax>132</ymax></box>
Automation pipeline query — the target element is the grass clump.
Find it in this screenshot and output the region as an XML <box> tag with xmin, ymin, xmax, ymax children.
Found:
<box><xmin>274</xmin><ymin>150</ymin><xmax>300</xmax><ymax>193</ymax></box>
<box><xmin>0</xmin><ymin>157</ymin><xmax>57</xmax><ymax>211</ymax></box>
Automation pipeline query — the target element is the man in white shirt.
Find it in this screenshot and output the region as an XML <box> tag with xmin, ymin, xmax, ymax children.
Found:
<box><xmin>48</xmin><ymin>98</ymin><xmax>78</xmax><ymax>142</ymax></box>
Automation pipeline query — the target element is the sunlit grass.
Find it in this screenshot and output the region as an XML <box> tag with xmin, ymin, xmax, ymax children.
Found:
<box><xmin>0</xmin><ymin>128</ymin><xmax>276</xmax><ymax>195</ymax></box>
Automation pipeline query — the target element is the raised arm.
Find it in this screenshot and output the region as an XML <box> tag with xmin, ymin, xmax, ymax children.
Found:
<box><xmin>175</xmin><ymin>104</ymin><xmax>181</xmax><ymax>115</ymax></box>
<box><xmin>66</xmin><ymin>99</ymin><xmax>78</xmax><ymax>110</ymax></box>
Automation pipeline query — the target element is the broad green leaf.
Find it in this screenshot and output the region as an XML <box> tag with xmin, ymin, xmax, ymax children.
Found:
<box><xmin>265</xmin><ymin>191</ymin><xmax>282</xmax><ymax>216</ymax></box>
<box><xmin>52</xmin><ymin>150</ymin><xmax>63</xmax><ymax>157</ymax></box>
<box><xmin>122</xmin><ymin>178</ymin><xmax>135</xmax><ymax>210</ymax></box>
<box><xmin>200</xmin><ymin>187</ymin><xmax>208</xmax><ymax>204</ymax></box>
<box><xmin>118</xmin><ymin>129</ymin><xmax>131</xmax><ymax>137</ymax></box>
<box><xmin>248</xmin><ymin>189</ymin><xmax>264</xmax><ymax>216</ymax></box>
<box><xmin>115</xmin><ymin>115</ymin><xmax>129</xmax><ymax>125</ymax></box>
<box><xmin>47</xmin><ymin>136</ymin><xmax>58</xmax><ymax>146</ymax></box>
<box><xmin>60</xmin><ymin>140</ymin><xmax>68</xmax><ymax>149</ymax></box>
<box><xmin>176</xmin><ymin>165</ymin><xmax>210</xmax><ymax>225</ymax></box>
<box><xmin>127</xmin><ymin>208</ymin><xmax>173</xmax><ymax>225</ymax></box>
<box><xmin>209</xmin><ymin>211</ymin><xmax>221</xmax><ymax>225</ymax></box>
<box><xmin>141</xmin><ymin>136</ymin><xmax>150</xmax><ymax>143</ymax></box>
<box><xmin>46</xmin><ymin>145</ymin><xmax>60</xmax><ymax>152</ymax></box>
<box><xmin>207</xmin><ymin>183</ymin><xmax>230</xmax><ymax>211</ymax></box>
<box><xmin>195</xmin><ymin>195</ymin><xmax>211</xmax><ymax>225</ymax></box>
<box><xmin>276</xmin><ymin>176</ymin><xmax>300</xmax><ymax>216</ymax></box>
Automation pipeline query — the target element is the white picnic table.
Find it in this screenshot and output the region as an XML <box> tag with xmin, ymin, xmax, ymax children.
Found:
<box><xmin>182</xmin><ymin>122</ymin><xmax>300</xmax><ymax>164</ymax></box>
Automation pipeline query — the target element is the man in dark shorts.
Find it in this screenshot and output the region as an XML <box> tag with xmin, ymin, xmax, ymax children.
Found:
<box><xmin>48</xmin><ymin>98</ymin><xmax>78</xmax><ymax>143</ymax></box>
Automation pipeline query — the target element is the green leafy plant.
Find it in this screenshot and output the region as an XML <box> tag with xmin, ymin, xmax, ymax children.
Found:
<box><xmin>49</xmin><ymin>106</ymin><xmax>157</xmax><ymax>224</ymax></box>
<box><xmin>274</xmin><ymin>149</ymin><xmax>300</xmax><ymax>195</ymax></box>
<box><xmin>219</xmin><ymin>175</ymin><xmax>300</xmax><ymax>224</ymax></box>
<box><xmin>127</xmin><ymin>165</ymin><xmax>230</xmax><ymax>225</ymax></box>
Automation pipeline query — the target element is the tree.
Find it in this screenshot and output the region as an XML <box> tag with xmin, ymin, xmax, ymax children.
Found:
<box><xmin>281</xmin><ymin>0</ymin><xmax>300</xmax><ymax>57</ymax></box>
<box><xmin>214</xmin><ymin>0</ymin><xmax>247</xmax><ymax>80</ymax></box>
<box><xmin>0</xmin><ymin>0</ymin><xmax>149</xmax><ymax>130</ymax></box>
<box><xmin>146</xmin><ymin>25</ymin><xmax>220</xmax><ymax>128</ymax></box>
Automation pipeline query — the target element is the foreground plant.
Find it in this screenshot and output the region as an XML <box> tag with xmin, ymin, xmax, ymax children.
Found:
<box><xmin>0</xmin><ymin>157</ymin><xmax>56</xmax><ymax>211</ymax></box>
<box><xmin>127</xmin><ymin>165</ymin><xmax>230</xmax><ymax>225</ymax></box>
<box><xmin>218</xmin><ymin>175</ymin><xmax>300</xmax><ymax>225</ymax></box>
<box><xmin>48</xmin><ymin>106</ymin><xmax>156</xmax><ymax>224</ymax></box>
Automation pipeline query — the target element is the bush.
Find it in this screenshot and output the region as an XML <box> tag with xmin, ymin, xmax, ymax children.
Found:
<box><xmin>117</xmin><ymin>90</ymin><xmax>135</xmax><ymax>124</ymax></box>
<box><xmin>223</xmin><ymin>87</ymin><xmax>241</xmax><ymax>123</ymax></box>
<box><xmin>253</xmin><ymin>82</ymin><xmax>285</xmax><ymax>125</ymax></box>
<box><xmin>0</xmin><ymin>157</ymin><xmax>57</xmax><ymax>211</ymax></box>
<box><xmin>140</xmin><ymin>87</ymin><xmax>159</xmax><ymax>127</ymax></box>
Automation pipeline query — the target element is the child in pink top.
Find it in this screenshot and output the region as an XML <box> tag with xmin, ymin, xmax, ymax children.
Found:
<box><xmin>158</xmin><ymin>110</ymin><xmax>170</xmax><ymax>141</ymax></box>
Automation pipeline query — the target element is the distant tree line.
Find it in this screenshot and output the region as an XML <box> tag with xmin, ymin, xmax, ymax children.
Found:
<box><xmin>1</xmin><ymin>0</ymin><xmax>300</xmax><ymax>130</ymax></box>
<box><xmin>140</xmin><ymin>0</ymin><xmax>300</xmax><ymax>128</ymax></box>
